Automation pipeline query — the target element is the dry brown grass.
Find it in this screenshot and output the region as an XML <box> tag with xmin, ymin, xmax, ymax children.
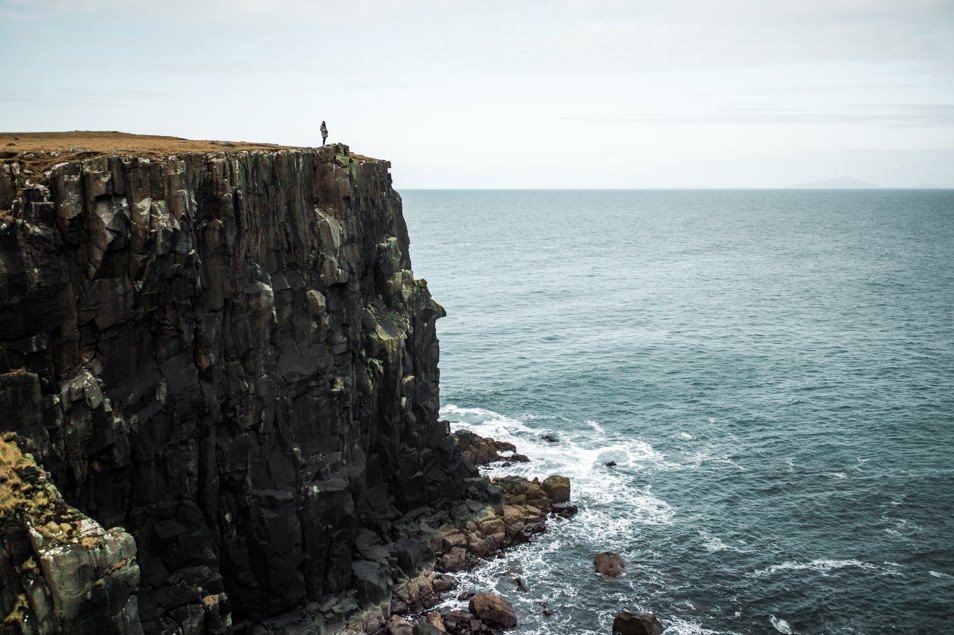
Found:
<box><xmin>0</xmin><ymin>130</ymin><xmax>309</xmax><ymax>174</ymax></box>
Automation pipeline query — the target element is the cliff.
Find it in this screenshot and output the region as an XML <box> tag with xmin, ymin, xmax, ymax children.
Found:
<box><xmin>0</xmin><ymin>135</ymin><xmax>483</xmax><ymax>634</ymax></box>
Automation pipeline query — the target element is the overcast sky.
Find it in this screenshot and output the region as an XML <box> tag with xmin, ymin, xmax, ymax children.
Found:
<box><xmin>2</xmin><ymin>0</ymin><xmax>953</xmax><ymax>187</ymax></box>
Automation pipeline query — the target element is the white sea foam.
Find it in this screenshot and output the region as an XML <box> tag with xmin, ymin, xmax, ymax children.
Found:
<box><xmin>441</xmin><ymin>403</ymin><xmax>676</xmax><ymax>544</ymax></box>
<box><xmin>664</xmin><ymin>617</ymin><xmax>739</xmax><ymax>635</ymax></box>
<box><xmin>755</xmin><ymin>559</ymin><xmax>898</xmax><ymax>577</ymax></box>
<box><xmin>699</xmin><ymin>530</ymin><xmax>749</xmax><ymax>554</ymax></box>
<box><xmin>770</xmin><ymin>615</ymin><xmax>794</xmax><ymax>634</ymax></box>
<box><xmin>585</xmin><ymin>419</ymin><xmax>606</xmax><ymax>434</ymax></box>
<box><xmin>677</xmin><ymin>431</ymin><xmax>695</xmax><ymax>440</ymax></box>
<box><xmin>929</xmin><ymin>570</ymin><xmax>953</xmax><ymax>579</ymax></box>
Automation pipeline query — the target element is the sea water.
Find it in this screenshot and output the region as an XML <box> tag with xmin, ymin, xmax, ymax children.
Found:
<box><xmin>401</xmin><ymin>189</ymin><xmax>954</xmax><ymax>635</ymax></box>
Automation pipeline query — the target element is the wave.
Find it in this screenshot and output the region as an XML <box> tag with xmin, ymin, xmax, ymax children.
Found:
<box><xmin>754</xmin><ymin>559</ymin><xmax>901</xmax><ymax>577</ymax></box>
<box><xmin>699</xmin><ymin>530</ymin><xmax>750</xmax><ymax>554</ymax></box>
<box><xmin>585</xmin><ymin>419</ymin><xmax>606</xmax><ymax>434</ymax></box>
<box><xmin>440</xmin><ymin>403</ymin><xmax>675</xmax><ymax>538</ymax></box>
<box><xmin>770</xmin><ymin>615</ymin><xmax>794</xmax><ymax>634</ymax></box>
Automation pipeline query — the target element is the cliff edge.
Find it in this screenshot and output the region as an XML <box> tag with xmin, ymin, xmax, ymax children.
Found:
<box><xmin>0</xmin><ymin>134</ymin><xmax>480</xmax><ymax>633</ymax></box>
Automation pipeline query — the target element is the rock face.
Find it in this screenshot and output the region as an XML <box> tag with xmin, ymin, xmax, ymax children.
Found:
<box><xmin>0</xmin><ymin>432</ymin><xmax>141</xmax><ymax>634</ymax></box>
<box><xmin>0</xmin><ymin>143</ymin><xmax>478</xmax><ymax>632</ymax></box>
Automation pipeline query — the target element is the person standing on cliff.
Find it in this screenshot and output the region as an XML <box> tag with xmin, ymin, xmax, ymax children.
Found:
<box><xmin>320</xmin><ymin>121</ymin><xmax>328</xmax><ymax>146</ymax></box>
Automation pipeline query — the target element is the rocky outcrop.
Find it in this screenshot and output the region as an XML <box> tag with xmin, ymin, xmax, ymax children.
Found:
<box><xmin>594</xmin><ymin>551</ymin><xmax>625</xmax><ymax>577</ymax></box>
<box><xmin>0</xmin><ymin>143</ymin><xmax>479</xmax><ymax>633</ymax></box>
<box><xmin>611</xmin><ymin>612</ymin><xmax>663</xmax><ymax>635</ymax></box>
<box><xmin>0</xmin><ymin>432</ymin><xmax>140</xmax><ymax>634</ymax></box>
<box><xmin>452</xmin><ymin>430</ymin><xmax>516</xmax><ymax>466</ymax></box>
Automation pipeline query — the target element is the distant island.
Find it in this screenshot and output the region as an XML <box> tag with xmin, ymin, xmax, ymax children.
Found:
<box><xmin>790</xmin><ymin>177</ymin><xmax>879</xmax><ymax>189</ymax></box>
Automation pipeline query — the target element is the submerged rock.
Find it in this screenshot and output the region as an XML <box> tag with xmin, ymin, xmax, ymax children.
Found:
<box><xmin>594</xmin><ymin>551</ymin><xmax>626</xmax><ymax>577</ymax></box>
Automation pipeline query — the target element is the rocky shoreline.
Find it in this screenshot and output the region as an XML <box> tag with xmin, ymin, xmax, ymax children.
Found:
<box><xmin>0</xmin><ymin>137</ymin><xmax>661</xmax><ymax>635</ymax></box>
<box><xmin>326</xmin><ymin>427</ymin><xmax>576</xmax><ymax>635</ymax></box>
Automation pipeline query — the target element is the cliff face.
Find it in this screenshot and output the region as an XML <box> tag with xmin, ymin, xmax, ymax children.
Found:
<box><xmin>0</xmin><ymin>143</ymin><xmax>475</xmax><ymax>633</ymax></box>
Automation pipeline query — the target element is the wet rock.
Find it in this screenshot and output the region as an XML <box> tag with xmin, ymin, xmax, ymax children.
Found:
<box><xmin>469</xmin><ymin>592</ymin><xmax>517</xmax><ymax>629</ymax></box>
<box><xmin>551</xmin><ymin>502</ymin><xmax>579</xmax><ymax>518</ymax></box>
<box><xmin>389</xmin><ymin>614</ymin><xmax>415</xmax><ymax>635</ymax></box>
<box><xmin>513</xmin><ymin>577</ymin><xmax>528</xmax><ymax>592</ymax></box>
<box><xmin>425</xmin><ymin>610</ymin><xmax>447</xmax><ymax>632</ymax></box>
<box><xmin>541</xmin><ymin>475</ymin><xmax>571</xmax><ymax>503</ymax></box>
<box><xmin>611</xmin><ymin>611</ymin><xmax>663</xmax><ymax>635</ymax></box>
<box><xmin>414</xmin><ymin>621</ymin><xmax>446</xmax><ymax>635</ymax></box>
<box><xmin>453</xmin><ymin>430</ymin><xmax>518</xmax><ymax>466</ymax></box>
<box><xmin>594</xmin><ymin>551</ymin><xmax>625</xmax><ymax>577</ymax></box>
<box><xmin>541</xmin><ymin>434</ymin><xmax>559</xmax><ymax>443</ymax></box>
<box><xmin>605</xmin><ymin>461</ymin><xmax>617</xmax><ymax>467</ymax></box>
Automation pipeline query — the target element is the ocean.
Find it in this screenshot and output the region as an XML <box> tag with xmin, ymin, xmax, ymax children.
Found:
<box><xmin>400</xmin><ymin>189</ymin><xmax>954</xmax><ymax>635</ymax></box>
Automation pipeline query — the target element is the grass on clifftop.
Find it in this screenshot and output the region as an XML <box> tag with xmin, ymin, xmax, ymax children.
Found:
<box><xmin>0</xmin><ymin>131</ymin><xmax>380</xmax><ymax>175</ymax></box>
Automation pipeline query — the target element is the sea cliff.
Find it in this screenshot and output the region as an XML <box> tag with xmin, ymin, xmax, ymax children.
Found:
<box><xmin>0</xmin><ymin>136</ymin><xmax>567</xmax><ymax>635</ymax></box>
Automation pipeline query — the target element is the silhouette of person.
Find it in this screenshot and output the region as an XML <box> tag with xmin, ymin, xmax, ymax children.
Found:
<box><xmin>320</xmin><ymin>121</ymin><xmax>328</xmax><ymax>146</ymax></box>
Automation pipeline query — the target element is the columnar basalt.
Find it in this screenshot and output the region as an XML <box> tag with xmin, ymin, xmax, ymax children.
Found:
<box><xmin>0</xmin><ymin>142</ymin><xmax>478</xmax><ymax>633</ymax></box>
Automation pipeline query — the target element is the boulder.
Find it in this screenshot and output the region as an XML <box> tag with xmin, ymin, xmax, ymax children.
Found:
<box><xmin>469</xmin><ymin>592</ymin><xmax>517</xmax><ymax>628</ymax></box>
<box><xmin>414</xmin><ymin>622</ymin><xmax>445</xmax><ymax>635</ymax></box>
<box><xmin>454</xmin><ymin>430</ymin><xmax>503</xmax><ymax>465</ymax></box>
<box><xmin>594</xmin><ymin>551</ymin><xmax>625</xmax><ymax>577</ymax></box>
<box><xmin>611</xmin><ymin>611</ymin><xmax>663</xmax><ymax>635</ymax></box>
<box><xmin>389</xmin><ymin>614</ymin><xmax>414</xmax><ymax>635</ymax></box>
<box><xmin>541</xmin><ymin>475</ymin><xmax>571</xmax><ymax>503</ymax></box>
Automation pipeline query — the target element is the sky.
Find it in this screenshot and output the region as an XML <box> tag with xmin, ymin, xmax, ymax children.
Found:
<box><xmin>1</xmin><ymin>0</ymin><xmax>953</xmax><ymax>188</ymax></box>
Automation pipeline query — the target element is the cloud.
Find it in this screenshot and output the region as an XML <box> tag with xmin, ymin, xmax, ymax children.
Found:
<box><xmin>563</xmin><ymin>104</ymin><xmax>954</xmax><ymax>128</ymax></box>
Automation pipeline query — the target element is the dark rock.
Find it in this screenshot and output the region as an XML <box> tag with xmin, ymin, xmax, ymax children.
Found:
<box><xmin>541</xmin><ymin>434</ymin><xmax>559</xmax><ymax>443</ymax></box>
<box><xmin>0</xmin><ymin>144</ymin><xmax>479</xmax><ymax>633</ymax></box>
<box><xmin>352</xmin><ymin>559</ymin><xmax>390</xmax><ymax>605</ymax></box>
<box><xmin>605</xmin><ymin>461</ymin><xmax>617</xmax><ymax>467</ymax></box>
<box><xmin>469</xmin><ymin>592</ymin><xmax>517</xmax><ymax>628</ymax></box>
<box><xmin>441</xmin><ymin>609</ymin><xmax>474</xmax><ymax>634</ymax></box>
<box><xmin>510</xmin><ymin>454</ymin><xmax>530</xmax><ymax>463</ymax></box>
<box><xmin>611</xmin><ymin>611</ymin><xmax>663</xmax><ymax>635</ymax></box>
<box><xmin>513</xmin><ymin>577</ymin><xmax>528</xmax><ymax>592</ymax></box>
<box><xmin>551</xmin><ymin>502</ymin><xmax>579</xmax><ymax>518</ymax></box>
<box><xmin>413</xmin><ymin>622</ymin><xmax>446</xmax><ymax>635</ymax></box>
<box><xmin>594</xmin><ymin>551</ymin><xmax>625</xmax><ymax>577</ymax></box>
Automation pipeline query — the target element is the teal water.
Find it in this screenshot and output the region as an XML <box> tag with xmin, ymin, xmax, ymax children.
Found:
<box><xmin>401</xmin><ymin>190</ymin><xmax>954</xmax><ymax>635</ymax></box>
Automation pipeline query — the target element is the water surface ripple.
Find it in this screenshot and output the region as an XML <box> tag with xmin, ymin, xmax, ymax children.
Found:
<box><xmin>402</xmin><ymin>189</ymin><xmax>954</xmax><ymax>635</ymax></box>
